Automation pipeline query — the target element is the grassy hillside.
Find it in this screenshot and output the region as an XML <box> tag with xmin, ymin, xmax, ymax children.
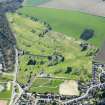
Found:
<box><xmin>8</xmin><ymin>13</ymin><xmax>92</xmax><ymax>93</ymax></box>
<box><xmin>18</xmin><ymin>7</ymin><xmax>105</xmax><ymax>47</ymax></box>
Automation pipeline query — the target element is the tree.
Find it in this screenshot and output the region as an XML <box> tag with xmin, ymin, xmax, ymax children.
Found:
<box><xmin>65</xmin><ymin>67</ymin><xmax>72</xmax><ymax>74</ymax></box>
<box><xmin>52</xmin><ymin>101</ymin><xmax>57</xmax><ymax>105</ymax></box>
<box><xmin>80</xmin><ymin>29</ymin><xmax>94</xmax><ymax>41</ymax></box>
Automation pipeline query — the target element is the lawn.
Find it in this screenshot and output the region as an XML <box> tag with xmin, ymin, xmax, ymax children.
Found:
<box><xmin>18</xmin><ymin>7</ymin><xmax>105</xmax><ymax>47</ymax></box>
<box><xmin>0</xmin><ymin>83</ymin><xmax>12</xmax><ymax>99</ymax></box>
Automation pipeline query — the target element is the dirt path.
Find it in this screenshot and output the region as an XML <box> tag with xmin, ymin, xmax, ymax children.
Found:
<box><xmin>38</xmin><ymin>0</ymin><xmax>105</xmax><ymax>17</ymax></box>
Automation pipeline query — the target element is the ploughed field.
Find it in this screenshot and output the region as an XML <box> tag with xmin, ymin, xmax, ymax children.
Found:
<box><xmin>8</xmin><ymin>13</ymin><xmax>92</xmax><ymax>93</ymax></box>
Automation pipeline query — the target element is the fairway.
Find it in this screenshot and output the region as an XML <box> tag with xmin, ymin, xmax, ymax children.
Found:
<box><xmin>18</xmin><ymin>7</ymin><xmax>105</xmax><ymax>47</ymax></box>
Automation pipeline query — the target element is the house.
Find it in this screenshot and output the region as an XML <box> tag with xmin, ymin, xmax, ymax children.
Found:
<box><xmin>0</xmin><ymin>49</ymin><xmax>4</xmax><ymax>71</ymax></box>
<box><xmin>0</xmin><ymin>64</ymin><xmax>3</xmax><ymax>70</ymax></box>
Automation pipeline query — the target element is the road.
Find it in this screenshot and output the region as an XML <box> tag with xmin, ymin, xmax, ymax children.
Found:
<box><xmin>9</xmin><ymin>47</ymin><xmax>17</xmax><ymax>105</ymax></box>
<box><xmin>9</xmin><ymin>47</ymin><xmax>24</xmax><ymax>105</ymax></box>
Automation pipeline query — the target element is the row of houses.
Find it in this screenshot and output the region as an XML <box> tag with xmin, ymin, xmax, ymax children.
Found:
<box><xmin>0</xmin><ymin>48</ymin><xmax>4</xmax><ymax>71</ymax></box>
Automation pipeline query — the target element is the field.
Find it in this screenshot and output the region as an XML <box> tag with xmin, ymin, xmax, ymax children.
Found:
<box><xmin>59</xmin><ymin>80</ymin><xmax>79</xmax><ymax>96</ymax></box>
<box><xmin>18</xmin><ymin>7</ymin><xmax>105</xmax><ymax>47</ymax></box>
<box><xmin>29</xmin><ymin>78</ymin><xmax>63</xmax><ymax>93</ymax></box>
<box><xmin>0</xmin><ymin>83</ymin><xmax>12</xmax><ymax>100</ymax></box>
<box><xmin>23</xmin><ymin>0</ymin><xmax>50</xmax><ymax>6</ymax></box>
<box><xmin>38</xmin><ymin>0</ymin><xmax>105</xmax><ymax>17</ymax></box>
<box><xmin>0</xmin><ymin>75</ymin><xmax>13</xmax><ymax>82</ymax></box>
<box><xmin>0</xmin><ymin>100</ymin><xmax>8</xmax><ymax>105</ymax></box>
<box><xmin>0</xmin><ymin>90</ymin><xmax>11</xmax><ymax>99</ymax></box>
<box><xmin>8</xmin><ymin>13</ymin><xmax>92</xmax><ymax>93</ymax></box>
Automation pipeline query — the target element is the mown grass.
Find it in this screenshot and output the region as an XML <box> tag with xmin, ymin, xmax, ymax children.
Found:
<box><xmin>18</xmin><ymin>7</ymin><xmax>105</xmax><ymax>47</ymax></box>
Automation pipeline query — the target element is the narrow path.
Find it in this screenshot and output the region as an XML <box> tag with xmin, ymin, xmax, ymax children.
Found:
<box><xmin>9</xmin><ymin>48</ymin><xmax>24</xmax><ymax>105</ymax></box>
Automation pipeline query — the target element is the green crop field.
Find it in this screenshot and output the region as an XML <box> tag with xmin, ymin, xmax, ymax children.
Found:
<box><xmin>0</xmin><ymin>90</ymin><xmax>11</xmax><ymax>99</ymax></box>
<box><xmin>18</xmin><ymin>7</ymin><xmax>105</xmax><ymax>47</ymax></box>
<box><xmin>0</xmin><ymin>83</ymin><xmax>12</xmax><ymax>99</ymax></box>
<box><xmin>0</xmin><ymin>75</ymin><xmax>13</xmax><ymax>82</ymax></box>
<box><xmin>29</xmin><ymin>78</ymin><xmax>63</xmax><ymax>93</ymax></box>
<box><xmin>24</xmin><ymin>0</ymin><xmax>50</xmax><ymax>6</ymax></box>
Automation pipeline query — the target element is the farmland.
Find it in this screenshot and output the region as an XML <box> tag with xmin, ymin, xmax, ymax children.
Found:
<box><xmin>29</xmin><ymin>78</ymin><xmax>63</xmax><ymax>93</ymax></box>
<box><xmin>0</xmin><ymin>82</ymin><xmax>12</xmax><ymax>103</ymax></box>
<box><xmin>8</xmin><ymin>13</ymin><xmax>92</xmax><ymax>93</ymax></box>
<box><xmin>0</xmin><ymin>75</ymin><xmax>13</xmax><ymax>82</ymax></box>
<box><xmin>18</xmin><ymin>7</ymin><xmax>105</xmax><ymax>47</ymax></box>
<box><xmin>23</xmin><ymin>0</ymin><xmax>51</xmax><ymax>6</ymax></box>
<box><xmin>38</xmin><ymin>0</ymin><xmax>105</xmax><ymax>17</ymax></box>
